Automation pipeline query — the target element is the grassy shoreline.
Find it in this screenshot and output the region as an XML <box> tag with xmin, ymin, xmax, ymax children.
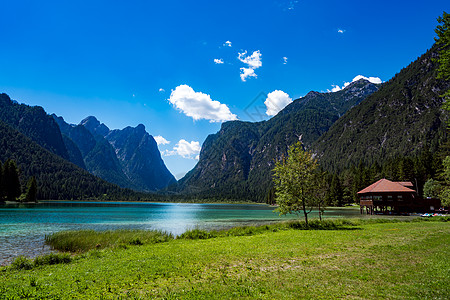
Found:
<box><xmin>1</xmin><ymin>217</ymin><xmax>449</xmax><ymax>298</ymax></box>
<box><xmin>43</xmin><ymin>217</ymin><xmax>429</xmax><ymax>253</ymax></box>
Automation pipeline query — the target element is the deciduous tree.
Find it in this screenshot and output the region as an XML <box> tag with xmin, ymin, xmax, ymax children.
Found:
<box><xmin>273</xmin><ymin>142</ymin><xmax>318</xmax><ymax>225</ymax></box>
<box><xmin>423</xmin><ymin>178</ymin><xmax>441</xmax><ymax>199</ymax></box>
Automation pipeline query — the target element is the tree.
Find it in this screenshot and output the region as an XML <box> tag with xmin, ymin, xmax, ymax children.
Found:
<box><xmin>423</xmin><ymin>178</ymin><xmax>441</xmax><ymax>199</ymax></box>
<box><xmin>435</xmin><ymin>12</ymin><xmax>450</xmax><ymax>208</ymax></box>
<box><xmin>265</xmin><ymin>186</ymin><xmax>276</xmax><ymax>205</ymax></box>
<box><xmin>273</xmin><ymin>142</ymin><xmax>318</xmax><ymax>225</ymax></box>
<box><xmin>25</xmin><ymin>176</ymin><xmax>38</xmax><ymax>203</ymax></box>
<box><xmin>0</xmin><ymin>161</ymin><xmax>3</xmax><ymax>203</ymax></box>
<box><xmin>314</xmin><ymin>171</ymin><xmax>329</xmax><ymax>221</ymax></box>
<box><xmin>439</xmin><ymin>156</ymin><xmax>450</xmax><ymax>207</ymax></box>
<box><xmin>435</xmin><ymin>11</ymin><xmax>450</xmax><ymax>104</ymax></box>
<box><xmin>3</xmin><ymin>160</ymin><xmax>21</xmax><ymax>202</ymax></box>
<box><xmin>329</xmin><ymin>174</ymin><xmax>344</xmax><ymax>206</ymax></box>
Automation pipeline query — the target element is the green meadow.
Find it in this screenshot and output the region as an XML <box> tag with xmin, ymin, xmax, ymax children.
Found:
<box><xmin>1</xmin><ymin>218</ymin><xmax>449</xmax><ymax>299</ymax></box>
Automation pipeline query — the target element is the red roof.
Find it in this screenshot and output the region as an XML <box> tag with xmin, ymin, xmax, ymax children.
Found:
<box><xmin>357</xmin><ymin>179</ymin><xmax>416</xmax><ymax>194</ymax></box>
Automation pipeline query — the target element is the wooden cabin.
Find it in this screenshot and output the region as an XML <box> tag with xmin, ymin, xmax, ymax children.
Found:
<box><xmin>358</xmin><ymin>178</ymin><xmax>441</xmax><ymax>215</ymax></box>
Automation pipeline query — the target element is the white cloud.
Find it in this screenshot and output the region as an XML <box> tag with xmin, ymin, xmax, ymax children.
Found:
<box><xmin>328</xmin><ymin>75</ymin><xmax>382</xmax><ymax>93</ymax></box>
<box><xmin>239</xmin><ymin>67</ymin><xmax>257</xmax><ymax>82</ymax></box>
<box><xmin>238</xmin><ymin>50</ymin><xmax>262</xmax><ymax>82</ymax></box>
<box><xmin>224</xmin><ymin>40</ymin><xmax>232</xmax><ymax>47</ymax></box>
<box><xmin>163</xmin><ymin>139</ymin><xmax>201</xmax><ymax>159</ymax></box>
<box><xmin>330</xmin><ymin>85</ymin><xmax>342</xmax><ymax>92</ymax></box>
<box><xmin>282</xmin><ymin>57</ymin><xmax>288</xmax><ymax>64</ymax></box>
<box><xmin>154</xmin><ymin>135</ymin><xmax>170</xmax><ymax>145</ymax></box>
<box><xmin>338</xmin><ymin>29</ymin><xmax>345</xmax><ymax>34</ymax></box>
<box><xmin>238</xmin><ymin>50</ymin><xmax>262</xmax><ymax>69</ymax></box>
<box><xmin>159</xmin><ymin>88</ymin><xmax>165</xmax><ymax>92</ymax></box>
<box><xmin>214</xmin><ymin>58</ymin><xmax>224</xmax><ymax>64</ymax></box>
<box><xmin>265</xmin><ymin>90</ymin><xmax>292</xmax><ymax>116</ymax></box>
<box><xmin>352</xmin><ymin>75</ymin><xmax>382</xmax><ymax>84</ymax></box>
<box><xmin>168</xmin><ymin>84</ymin><xmax>238</xmax><ymax>122</ymax></box>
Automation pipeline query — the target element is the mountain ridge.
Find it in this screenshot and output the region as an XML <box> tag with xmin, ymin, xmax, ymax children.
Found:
<box><xmin>0</xmin><ymin>93</ymin><xmax>70</xmax><ymax>161</ymax></box>
<box><xmin>54</xmin><ymin>115</ymin><xmax>176</xmax><ymax>191</ymax></box>
<box><xmin>312</xmin><ymin>44</ymin><xmax>449</xmax><ymax>172</ymax></box>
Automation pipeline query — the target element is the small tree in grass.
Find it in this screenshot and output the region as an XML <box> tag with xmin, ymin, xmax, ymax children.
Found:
<box><xmin>273</xmin><ymin>141</ymin><xmax>319</xmax><ymax>225</ymax></box>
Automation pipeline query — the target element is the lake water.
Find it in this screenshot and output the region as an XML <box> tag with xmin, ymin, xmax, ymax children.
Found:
<box><xmin>0</xmin><ymin>201</ymin><xmax>361</xmax><ymax>266</ymax></box>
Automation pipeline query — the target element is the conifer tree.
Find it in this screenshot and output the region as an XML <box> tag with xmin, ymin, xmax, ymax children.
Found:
<box><xmin>25</xmin><ymin>176</ymin><xmax>38</xmax><ymax>203</ymax></box>
<box><xmin>3</xmin><ymin>160</ymin><xmax>21</xmax><ymax>202</ymax></box>
<box><xmin>329</xmin><ymin>174</ymin><xmax>344</xmax><ymax>206</ymax></box>
<box><xmin>436</xmin><ymin>12</ymin><xmax>450</xmax><ymax>207</ymax></box>
<box><xmin>0</xmin><ymin>161</ymin><xmax>3</xmax><ymax>203</ymax></box>
<box><xmin>435</xmin><ymin>11</ymin><xmax>450</xmax><ymax>102</ymax></box>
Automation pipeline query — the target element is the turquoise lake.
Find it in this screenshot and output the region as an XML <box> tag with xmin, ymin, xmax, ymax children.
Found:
<box><xmin>0</xmin><ymin>201</ymin><xmax>361</xmax><ymax>265</ymax></box>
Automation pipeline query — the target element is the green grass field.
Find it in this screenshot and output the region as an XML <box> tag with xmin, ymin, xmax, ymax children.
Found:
<box><xmin>1</xmin><ymin>218</ymin><xmax>449</xmax><ymax>299</ymax></box>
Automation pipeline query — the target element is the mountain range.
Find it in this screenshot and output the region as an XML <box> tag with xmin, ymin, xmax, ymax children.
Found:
<box><xmin>174</xmin><ymin>44</ymin><xmax>448</xmax><ymax>202</ymax></box>
<box><xmin>53</xmin><ymin>116</ymin><xmax>176</xmax><ymax>192</ymax></box>
<box><xmin>0</xmin><ymin>94</ymin><xmax>175</xmax><ymax>199</ymax></box>
<box><xmin>0</xmin><ymin>94</ymin><xmax>135</xmax><ymax>200</ymax></box>
<box><xmin>312</xmin><ymin>45</ymin><xmax>449</xmax><ymax>172</ymax></box>
<box><xmin>1</xmin><ymin>43</ymin><xmax>447</xmax><ymax>202</ymax></box>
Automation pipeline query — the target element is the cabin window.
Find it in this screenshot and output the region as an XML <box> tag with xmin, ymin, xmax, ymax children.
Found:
<box><xmin>398</xmin><ymin>195</ymin><xmax>403</xmax><ymax>201</ymax></box>
<box><xmin>387</xmin><ymin>195</ymin><xmax>393</xmax><ymax>201</ymax></box>
<box><xmin>373</xmin><ymin>196</ymin><xmax>382</xmax><ymax>201</ymax></box>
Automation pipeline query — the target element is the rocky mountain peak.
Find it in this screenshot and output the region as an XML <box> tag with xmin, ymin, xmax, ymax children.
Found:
<box><xmin>80</xmin><ymin>116</ymin><xmax>110</xmax><ymax>137</ymax></box>
<box><xmin>56</xmin><ymin>115</ymin><xmax>176</xmax><ymax>191</ymax></box>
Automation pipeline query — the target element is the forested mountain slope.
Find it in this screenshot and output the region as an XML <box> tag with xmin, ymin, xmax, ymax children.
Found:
<box><xmin>312</xmin><ymin>45</ymin><xmax>449</xmax><ymax>172</ymax></box>
<box><xmin>0</xmin><ymin>121</ymin><xmax>136</xmax><ymax>200</ymax></box>
<box><xmin>0</xmin><ymin>94</ymin><xmax>69</xmax><ymax>160</ymax></box>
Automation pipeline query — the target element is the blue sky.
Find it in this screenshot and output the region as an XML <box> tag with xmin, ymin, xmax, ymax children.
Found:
<box><xmin>0</xmin><ymin>0</ymin><xmax>448</xmax><ymax>179</ymax></box>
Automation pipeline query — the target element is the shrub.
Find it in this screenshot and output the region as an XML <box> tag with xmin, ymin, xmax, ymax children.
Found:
<box><xmin>11</xmin><ymin>256</ymin><xmax>33</xmax><ymax>270</ymax></box>
<box><xmin>33</xmin><ymin>253</ymin><xmax>72</xmax><ymax>266</ymax></box>
<box><xmin>178</xmin><ymin>229</ymin><xmax>212</xmax><ymax>240</ymax></box>
<box><xmin>128</xmin><ymin>238</ymin><xmax>143</xmax><ymax>245</ymax></box>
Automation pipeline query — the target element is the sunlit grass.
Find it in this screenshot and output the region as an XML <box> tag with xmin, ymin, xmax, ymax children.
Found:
<box><xmin>1</xmin><ymin>217</ymin><xmax>449</xmax><ymax>299</ymax></box>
